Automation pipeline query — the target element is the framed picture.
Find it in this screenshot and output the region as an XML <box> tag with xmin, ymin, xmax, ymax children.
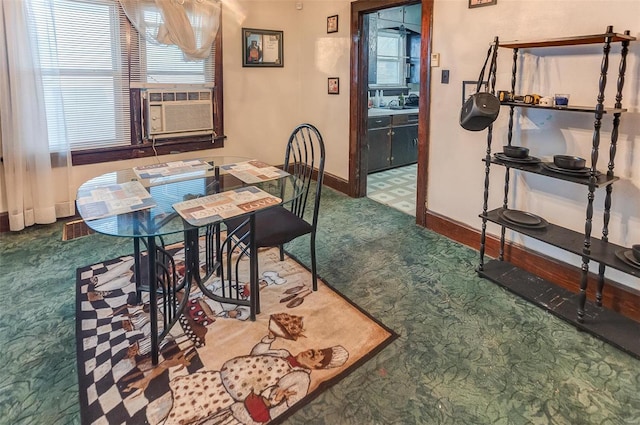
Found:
<box><xmin>469</xmin><ymin>0</ymin><xmax>497</xmax><ymax>8</ymax></box>
<box><xmin>327</xmin><ymin>15</ymin><xmax>338</xmax><ymax>33</ymax></box>
<box><xmin>328</xmin><ymin>77</ymin><xmax>339</xmax><ymax>95</ymax></box>
<box><xmin>242</xmin><ymin>28</ymin><xmax>284</xmax><ymax>67</ymax></box>
<box><xmin>462</xmin><ymin>80</ymin><xmax>486</xmax><ymax>105</ymax></box>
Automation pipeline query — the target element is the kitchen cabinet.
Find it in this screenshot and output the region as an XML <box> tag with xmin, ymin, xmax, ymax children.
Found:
<box><xmin>476</xmin><ymin>26</ymin><xmax>639</xmax><ymax>356</ymax></box>
<box><xmin>391</xmin><ymin>114</ymin><xmax>418</xmax><ymax>166</ymax></box>
<box><xmin>377</xmin><ymin>7</ymin><xmax>403</xmax><ymax>23</ymax></box>
<box><xmin>367</xmin><ymin>113</ymin><xmax>418</xmax><ymax>173</ymax></box>
<box><xmin>403</xmin><ymin>4</ymin><xmax>421</xmax><ymax>27</ymax></box>
<box><xmin>368</xmin><ymin>116</ymin><xmax>392</xmax><ymax>172</ymax></box>
<box><xmin>376</xmin><ymin>5</ymin><xmax>421</xmax><ymax>33</ymax></box>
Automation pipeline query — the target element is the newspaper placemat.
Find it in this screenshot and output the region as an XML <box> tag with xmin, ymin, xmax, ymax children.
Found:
<box><xmin>172</xmin><ymin>186</ymin><xmax>281</xmax><ymax>227</ymax></box>
<box><xmin>219</xmin><ymin>160</ymin><xmax>289</xmax><ymax>184</ymax></box>
<box><xmin>76</xmin><ymin>181</ymin><xmax>156</xmax><ymax>221</ymax></box>
<box><xmin>133</xmin><ymin>159</ymin><xmax>212</xmax><ymax>180</ymax></box>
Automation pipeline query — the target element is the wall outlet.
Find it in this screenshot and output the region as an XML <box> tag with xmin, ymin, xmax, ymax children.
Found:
<box><xmin>441</xmin><ymin>69</ymin><xmax>450</xmax><ymax>84</ymax></box>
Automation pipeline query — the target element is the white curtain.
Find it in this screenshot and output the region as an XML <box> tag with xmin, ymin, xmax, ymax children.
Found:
<box><xmin>119</xmin><ymin>0</ymin><xmax>221</xmax><ymax>60</ymax></box>
<box><xmin>0</xmin><ymin>0</ymin><xmax>73</xmax><ymax>232</ymax></box>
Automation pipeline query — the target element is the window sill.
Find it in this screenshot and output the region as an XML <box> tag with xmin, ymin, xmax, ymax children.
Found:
<box><xmin>71</xmin><ymin>136</ymin><xmax>226</xmax><ymax>166</ymax></box>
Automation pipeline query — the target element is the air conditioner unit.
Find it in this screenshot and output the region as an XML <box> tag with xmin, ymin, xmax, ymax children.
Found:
<box><xmin>143</xmin><ymin>88</ymin><xmax>214</xmax><ymax>140</ymax></box>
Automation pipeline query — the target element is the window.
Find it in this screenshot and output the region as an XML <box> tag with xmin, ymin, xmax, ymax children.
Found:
<box><xmin>375</xmin><ymin>30</ymin><xmax>406</xmax><ymax>86</ymax></box>
<box><xmin>28</xmin><ymin>0</ymin><xmax>220</xmax><ymax>156</ymax></box>
<box><xmin>134</xmin><ymin>8</ymin><xmax>214</xmax><ymax>85</ymax></box>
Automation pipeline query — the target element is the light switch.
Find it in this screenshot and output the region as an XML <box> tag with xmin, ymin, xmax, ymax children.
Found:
<box><xmin>441</xmin><ymin>69</ymin><xmax>449</xmax><ymax>84</ymax></box>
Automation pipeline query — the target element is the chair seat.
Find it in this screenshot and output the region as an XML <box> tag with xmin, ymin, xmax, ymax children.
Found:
<box><xmin>226</xmin><ymin>206</ymin><xmax>313</xmax><ymax>248</ymax></box>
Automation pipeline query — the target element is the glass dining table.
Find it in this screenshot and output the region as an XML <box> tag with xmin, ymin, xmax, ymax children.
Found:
<box><xmin>76</xmin><ymin>157</ymin><xmax>301</xmax><ymax>364</ymax></box>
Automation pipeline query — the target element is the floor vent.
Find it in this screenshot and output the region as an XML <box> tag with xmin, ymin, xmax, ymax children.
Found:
<box><xmin>62</xmin><ymin>219</ymin><xmax>94</xmax><ymax>241</ymax></box>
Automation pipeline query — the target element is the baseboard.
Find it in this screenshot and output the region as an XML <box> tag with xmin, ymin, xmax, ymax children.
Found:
<box><xmin>280</xmin><ymin>162</ymin><xmax>349</xmax><ymax>195</ymax></box>
<box><xmin>322</xmin><ymin>171</ymin><xmax>350</xmax><ymax>194</ymax></box>
<box><xmin>0</xmin><ymin>212</ymin><xmax>7</xmax><ymax>233</ymax></box>
<box><xmin>425</xmin><ymin>209</ymin><xmax>640</xmax><ymax>323</ymax></box>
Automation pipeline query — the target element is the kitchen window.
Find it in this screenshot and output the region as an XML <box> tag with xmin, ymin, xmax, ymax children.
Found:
<box><xmin>375</xmin><ymin>30</ymin><xmax>405</xmax><ymax>86</ymax></box>
<box><xmin>28</xmin><ymin>0</ymin><xmax>222</xmax><ymax>164</ymax></box>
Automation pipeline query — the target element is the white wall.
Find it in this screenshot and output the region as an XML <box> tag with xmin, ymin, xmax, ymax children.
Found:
<box><xmin>429</xmin><ymin>0</ymin><xmax>640</xmax><ymax>289</ymax></box>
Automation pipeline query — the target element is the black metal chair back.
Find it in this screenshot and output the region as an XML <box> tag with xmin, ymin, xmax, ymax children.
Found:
<box><xmin>283</xmin><ymin>123</ymin><xmax>325</xmax><ymax>227</ymax></box>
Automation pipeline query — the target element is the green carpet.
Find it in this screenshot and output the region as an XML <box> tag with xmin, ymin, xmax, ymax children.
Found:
<box><xmin>1</xmin><ymin>187</ymin><xmax>640</xmax><ymax>424</ymax></box>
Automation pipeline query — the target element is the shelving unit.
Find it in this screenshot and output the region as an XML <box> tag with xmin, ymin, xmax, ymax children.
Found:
<box><xmin>476</xmin><ymin>27</ymin><xmax>638</xmax><ymax>356</ymax></box>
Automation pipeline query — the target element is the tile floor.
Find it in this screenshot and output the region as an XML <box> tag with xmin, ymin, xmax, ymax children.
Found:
<box><xmin>367</xmin><ymin>163</ymin><xmax>417</xmax><ymax>216</ymax></box>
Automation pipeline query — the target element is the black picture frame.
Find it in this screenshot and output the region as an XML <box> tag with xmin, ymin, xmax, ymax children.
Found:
<box><xmin>327</xmin><ymin>15</ymin><xmax>338</xmax><ymax>33</ymax></box>
<box><xmin>469</xmin><ymin>0</ymin><xmax>497</xmax><ymax>8</ymax></box>
<box><xmin>242</xmin><ymin>28</ymin><xmax>284</xmax><ymax>67</ymax></box>
<box><xmin>462</xmin><ymin>80</ymin><xmax>487</xmax><ymax>105</ymax></box>
<box><xmin>328</xmin><ymin>77</ymin><xmax>339</xmax><ymax>94</ymax></box>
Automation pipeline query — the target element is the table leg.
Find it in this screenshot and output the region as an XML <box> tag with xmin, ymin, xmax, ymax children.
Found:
<box><xmin>184</xmin><ymin>227</ymin><xmax>201</xmax><ymax>290</ymax></box>
<box><xmin>147</xmin><ymin>236</ymin><xmax>159</xmax><ymax>365</ymax></box>
<box><xmin>134</xmin><ymin>237</ymin><xmax>142</xmax><ymax>304</ymax></box>
<box><xmin>249</xmin><ymin>215</ymin><xmax>259</xmax><ymax>317</ymax></box>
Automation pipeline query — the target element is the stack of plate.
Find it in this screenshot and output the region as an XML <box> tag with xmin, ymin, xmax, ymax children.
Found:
<box><xmin>542</xmin><ymin>162</ymin><xmax>596</xmax><ymax>177</ymax></box>
<box><xmin>542</xmin><ymin>155</ymin><xmax>599</xmax><ymax>177</ymax></box>
<box><xmin>497</xmin><ymin>208</ymin><xmax>548</xmax><ymax>229</ymax></box>
<box><xmin>494</xmin><ymin>152</ymin><xmax>541</xmax><ymax>164</ymax></box>
<box><xmin>615</xmin><ymin>249</ymin><xmax>640</xmax><ymax>269</ymax></box>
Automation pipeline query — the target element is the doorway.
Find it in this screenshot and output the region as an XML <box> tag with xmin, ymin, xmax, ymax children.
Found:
<box><xmin>364</xmin><ymin>5</ymin><xmax>421</xmax><ymax>217</ymax></box>
<box><xmin>349</xmin><ymin>0</ymin><xmax>433</xmax><ymax>226</ymax></box>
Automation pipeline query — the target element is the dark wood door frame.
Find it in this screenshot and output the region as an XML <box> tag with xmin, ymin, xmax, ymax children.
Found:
<box><xmin>349</xmin><ymin>0</ymin><xmax>433</xmax><ymax>227</ymax></box>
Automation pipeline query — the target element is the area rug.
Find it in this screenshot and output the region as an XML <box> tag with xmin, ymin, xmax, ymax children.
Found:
<box><xmin>75</xmin><ymin>241</ymin><xmax>397</xmax><ymax>425</ymax></box>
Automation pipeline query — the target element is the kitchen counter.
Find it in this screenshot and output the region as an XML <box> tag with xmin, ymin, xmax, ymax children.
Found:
<box><xmin>368</xmin><ymin>107</ymin><xmax>419</xmax><ymax>117</ymax></box>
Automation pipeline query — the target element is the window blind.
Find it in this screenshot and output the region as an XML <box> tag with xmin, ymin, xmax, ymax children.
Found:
<box><xmin>29</xmin><ymin>0</ymin><xmax>215</xmax><ymax>151</ymax></box>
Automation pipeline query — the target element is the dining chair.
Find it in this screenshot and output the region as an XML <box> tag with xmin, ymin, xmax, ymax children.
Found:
<box><xmin>225</xmin><ymin>123</ymin><xmax>326</xmax><ymax>299</ymax></box>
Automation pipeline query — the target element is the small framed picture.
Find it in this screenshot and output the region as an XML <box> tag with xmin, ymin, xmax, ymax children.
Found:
<box><xmin>328</xmin><ymin>77</ymin><xmax>339</xmax><ymax>94</ymax></box>
<box><xmin>462</xmin><ymin>80</ymin><xmax>486</xmax><ymax>105</ymax></box>
<box><xmin>327</xmin><ymin>15</ymin><xmax>338</xmax><ymax>33</ymax></box>
<box><xmin>242</xmin><ymin>28</ymin><xmax>284</xmax><ymax>67</ymax></box>
<box><xmin>469</xmin><ymin>0</ymin><xmax>497</xmax><ymax>8</ymax></box>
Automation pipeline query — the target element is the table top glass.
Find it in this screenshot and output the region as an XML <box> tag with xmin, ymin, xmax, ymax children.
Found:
<box><xmin>76</xmin><ymin>156</ymin><xmax>301</xmax><ymax>238</ymax></box>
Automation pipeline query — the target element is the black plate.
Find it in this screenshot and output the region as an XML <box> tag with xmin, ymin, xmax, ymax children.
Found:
<box><xmin>497</xmin><ymin>208</ymin><xmax>548</xmax><ymax>228</ymax></box>
<box><xmin>494</xmin><ymin>153</ymin><xmax>541</xmax><ymax>164</ymax></box>
<box><xmin>542</xmin><ymin>162</ymin><xmax>600</xmax><ymax>177</ymax></box>
<box><xmin>615</xmin><ymin>249</ymin><xmax>640</xmax><ymax>269</ymax></box>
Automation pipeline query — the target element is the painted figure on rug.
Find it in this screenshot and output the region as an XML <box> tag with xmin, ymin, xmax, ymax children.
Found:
<box><xmin>178</xmin><ymin>270</ymin><xmax>288</xmax><ymax>349</ymax></box>
<box><xmin>163</xmin><ymin>313</ymin><xmax>349</xmax><ymax>424</ymax></box>
<box><xmin>87</xmin><ymin>257</ymin><xmax>134</xmax><ymax>301</ymax></box>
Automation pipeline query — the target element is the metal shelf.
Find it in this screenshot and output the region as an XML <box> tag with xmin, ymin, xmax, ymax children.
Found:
<box><xmin>500</xmin><ymin>102</ymin><xmax>627</xmax><ymax>114</ymax></box>
<box><xmin>498</xmin><ymin>32</ymin><xmax>636</xmax><ymax>49</ymax></box>
<box><xmin>478</xmin><ymin>259</ymin><xmax>640</xmax><ymax>360</ymax></box>
<box><xmin>482</xmin><ymin>208</ymin><xmax>640</xmax><ymax>279</ymax></box>
<box><xmin>485</xmin><ymin>157</ymin><xmax>619</xmax><ymax>188</ymax></box>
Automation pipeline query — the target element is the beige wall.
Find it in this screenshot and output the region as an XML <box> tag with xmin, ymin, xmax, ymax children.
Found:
<box><xmin>221</xmin><ymin>0</ymin><xmax>351</xmax><ymax>178</ymax></box>
<box><xmin>2</xmin><ymin>0</ymin><xmax>640</xmax><ymax>291</ymax></box>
